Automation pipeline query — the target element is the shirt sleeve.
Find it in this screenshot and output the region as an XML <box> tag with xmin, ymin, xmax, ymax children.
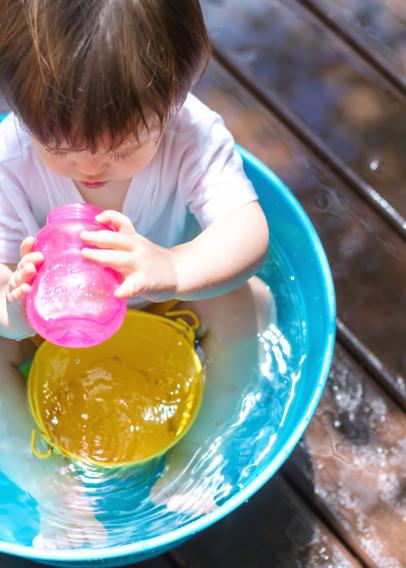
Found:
<box><xmin>178</xmin><ymin>111</ymin><xmax>258</xmax><ymax>229</ymax></box>
<box><xmin>0</xmin><ymin>172</ymin><xmax>39</xmax><ymax>264</ymax></box>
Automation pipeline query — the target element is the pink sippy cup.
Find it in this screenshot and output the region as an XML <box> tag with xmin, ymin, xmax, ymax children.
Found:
<box><xmin>26</xmin><ymin>203</ymin><xmax>127</xmax><ymax>347</ymax></box>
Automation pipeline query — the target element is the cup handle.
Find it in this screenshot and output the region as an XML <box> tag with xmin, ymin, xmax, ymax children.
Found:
<box><xmin>31</xmin><ymin>429</ymin><xmax>52</xmax><ymax>460</ymax></box>
<box><xmin>165</xmin><ymin>310</ymin><xmax>200</xmax><ymax>343</ymax></box>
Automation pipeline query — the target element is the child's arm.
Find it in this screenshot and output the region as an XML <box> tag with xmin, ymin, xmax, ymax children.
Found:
<box><xmin>0</xmin><ymin>237</ymin><xmax>43</xmax><ymax>339</ymax></box>
<box><xmin>80</xmin><ymin>201</ymin><xmax>268</xmax><ymax>302</ymax></box>
<box><xmin>171</xmin><ymin>201</ymin><xmax>268</xmax><ymax>300</ymax></box>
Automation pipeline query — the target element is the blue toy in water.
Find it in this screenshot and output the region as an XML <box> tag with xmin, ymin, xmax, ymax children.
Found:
<box><xmin>0</xmin><ymin>110</ymin><xmax>335</xmax><ymax>567</ymax></box>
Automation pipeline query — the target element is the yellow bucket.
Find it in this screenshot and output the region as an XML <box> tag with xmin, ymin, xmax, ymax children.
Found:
<box><xmin>27</xmin><ymin>309</ymin><xmax>203</xmax><ymax>468</ymax></box>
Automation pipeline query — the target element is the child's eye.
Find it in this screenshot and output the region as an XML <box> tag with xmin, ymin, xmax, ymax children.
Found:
<box><xmin>52</xmin><ymin>151</ymin><xmax>70</xmax><ymax>159</ymax></box>
<box><xmin>111</xmin><ymin>150</ymin><xmax>137</xmax><ymax>163</ymax></box>
<box><xmin>43</xmin><ymin>146</ymin><xmax>70</xmax><ymax>158</ymax></box>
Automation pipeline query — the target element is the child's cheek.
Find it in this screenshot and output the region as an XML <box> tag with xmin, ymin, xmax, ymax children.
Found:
<box><xmin>34</xmin><ymin>149</ymin><xmax>66</xmax><ymax>176</ymax></box>
<box><xmin>47</xmin><ymin>158</ymin><xmax>71</xmax><ymax>177</ymax></box>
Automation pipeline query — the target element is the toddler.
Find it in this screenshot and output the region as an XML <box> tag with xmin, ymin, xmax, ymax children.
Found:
<box><xmin>0</xmin><ymin>0</ymin><xmax>272</xmax><ymax>549</ymax></box>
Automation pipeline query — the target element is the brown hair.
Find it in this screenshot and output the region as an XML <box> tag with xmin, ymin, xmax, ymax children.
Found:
<box><xmin>0</xmin><ymin>0</ymin><xmax>210</xmax><ymax>150</ymax></box>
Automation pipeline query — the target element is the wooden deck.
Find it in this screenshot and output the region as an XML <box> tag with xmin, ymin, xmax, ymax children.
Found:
<box><xmin>1</xmin><ymin>1</ymin><xmax>405</xmax><ymax>566</ymax></box>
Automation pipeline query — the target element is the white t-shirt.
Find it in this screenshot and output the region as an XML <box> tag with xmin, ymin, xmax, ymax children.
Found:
<box><xmin>0</xmin><ymin>94</ymin><xmax>257</xmax><ymax>266</ymax></box>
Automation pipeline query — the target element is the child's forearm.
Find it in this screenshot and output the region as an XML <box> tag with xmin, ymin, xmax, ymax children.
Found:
<box><xmin>0</xmin><ymin>263</ymin><xmax>33</xmax><ymax>340</ymax></box>
<box><xmin>0</xmin><ymin>265</ymin><xmax>13</xmax><ymax>336</ymax></box>
<box><xmin>0</xmin><ymin>286</ymin><xmax>18</xmax><ymax>339</ymax></box>
<box><xmin>0</xmin><ymin>287</ymin><xmax>9</xmax><ymax>332</ymax></box>
<box><xmin>171</xmin><ymin>201</ymin><xmax>269</xmax><ymax>301</ymax></box>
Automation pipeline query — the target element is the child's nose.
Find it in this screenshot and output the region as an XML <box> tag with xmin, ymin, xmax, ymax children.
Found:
<box><xmin>75</xmin><ymin>153</ymin><xmax>109</xmax><ymax>177</ymax></box>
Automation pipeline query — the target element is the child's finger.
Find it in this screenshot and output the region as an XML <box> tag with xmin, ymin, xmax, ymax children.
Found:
<box><xmin>8</xmin><ymin>282</ymin><xmax>31</xmax><ymax>302</ymax></box>
<box><xmin>95</xmin><ymin>210</ymin><xmax>137</xmax><ymax>235</ymax></box>
<box><xmin>14</xmin><ymin>263</ymin><xmax>36</xmax><ymax>287</ymax></box>
<box><xmin>81</xmin><ymin>247</ymin><xmax>130</xmax><ymax>271</ymax></box>
<box><xmin>17</xmin><ymin>251</ymin><xmax>44</xmax><ymax>270</ymax></box>
<box><xmin>80</xmin><ymin>230</ymin><xmax>135</xmax><ymax>251</ymax></box>
<box><xmin>114</xmin><ymin>273</ymin><xmax>143</xmax><ymax>298</ymax></box>
<box><xmin>19</xmin><ymin>236</ymin><xmax>35</xmax><ymax>257</ymax></box>
<box><xmin>8</xmin><ymin>263</ymin><xmax>35</xmax><ymax>292</ymax></box>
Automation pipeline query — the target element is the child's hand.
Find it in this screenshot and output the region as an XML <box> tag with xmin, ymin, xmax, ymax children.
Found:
<box><xmin>80</xmin><ymin>210</ymin><xmax>178</xmax><ymax>302</ymax></box>
<box><xmin>4</xmin><ymin>236</ymin><xmax>44</xmax><ymax>339</ymax></box>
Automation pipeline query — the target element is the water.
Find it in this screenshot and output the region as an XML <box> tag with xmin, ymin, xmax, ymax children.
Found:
<box><xmin>0</xmin><ymin>238</ymin><xmax>308</xmax><ymax>549</ymax></box>
<box><xmin>36</xmin><ymin>355</ymin><xmax>203</xmax><ymax>466</ymax></box>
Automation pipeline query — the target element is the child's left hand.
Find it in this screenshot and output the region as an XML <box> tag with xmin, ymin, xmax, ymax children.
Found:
<box><xmin>80</xmin><ymin>210</ymin><xmax>178</xmax><ymax>302</ymax></box>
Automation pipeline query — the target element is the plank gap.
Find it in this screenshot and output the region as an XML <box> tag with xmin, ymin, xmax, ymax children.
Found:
<box><xmin>337</xmin><ymin>319</ymin><xmax>406</xmax><ymax>411</ymax></box>
<box><xmin>211</xmin><ymin>46</ymin><xmax>406</xmax><ymax>239</ymax></box>
<box><xmin>296</xmin><ymin>0</ymin><xmax>406</xmax><ymax>98</ymax></box>
<box><xmin>281</xmin><ymin>467</ymin><xmax>370</xmax><ymax>568</ymax></box>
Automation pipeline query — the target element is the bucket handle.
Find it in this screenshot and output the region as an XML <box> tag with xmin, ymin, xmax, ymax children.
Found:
<box><xmin>165</xmin><ymin>310</ymin><xmax>200</xmax><ymax>343</ymax></box>
<box><xmin>31</xmin><ymin>429</ymin><xmax>52</xmax><ymax>460</ymax></box>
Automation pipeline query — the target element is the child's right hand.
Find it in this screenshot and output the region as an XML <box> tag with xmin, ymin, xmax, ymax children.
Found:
<box><xmin>3</xmin><ymin>236</ymin><xmax>44</xmax><ymax>339</ymax></box>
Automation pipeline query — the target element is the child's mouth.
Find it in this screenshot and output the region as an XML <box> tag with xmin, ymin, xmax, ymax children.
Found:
<box><xmin>79</xmin><ymin>180</ymin><xmax>107</xmax><ymax>189</ymax></box>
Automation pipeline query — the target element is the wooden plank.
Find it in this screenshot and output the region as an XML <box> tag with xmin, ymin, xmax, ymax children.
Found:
<box><xmin>0</xmin><ymin>555</ymin><xmax>37</xmax><ymax>568</ymax></box>
<box><xmin>0</xmin><ymin>551</ymin><xmax>171</xmax><ymax>568</ymax></box>
<box><xmin>203</xmin><ymin>0</ymin><xmax>406</xmax><ymax>219</ymax></box>
<box><xmin>194</xmin><ymin>59</ymin><xmax>406</xmax><ymax>403</ymax></box>
<box><xmin>297</xmin><ymin>0</ymin><xmax>406</xmax><ymax>94</ymax></box>
<box><xmin>176</xmin><ymin>474</ymin><xmax>362</xmax><ymax>568</ymax></box>
<box><xmin>283</xmin><ymin>343</ymin><xmax>406</xmax><ymax>568</ymax></box>
<box><xmin>211</xmin><ymin>44</ymin><xmax>405</xmax><ymax>238</ymax></box>
<box><xmin>304</xmin><ymin>0</ymin><xmax>406</xmax><ymax>79</ymax></box>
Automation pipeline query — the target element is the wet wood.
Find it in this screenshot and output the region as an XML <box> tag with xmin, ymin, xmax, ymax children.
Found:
<box><xmin>0</xmin><ymin>552</ymin><xmax>171</xmax><ymax>568</ymax></box>
<box><xmin>297</xmin><ymin>0</ymin><xmax>406</xmax><ymax>94</ymax></box>
<box><xmin>304</xmin><ymin>0</ymin><xmax>406</xmax><ymax>79</ymax></box>
<box><xmin>194</xmin><ymin>59</ymin><xmax>406</xmax><ymax>403</ymax></box>
<box><xmin>211</xmin><ymin>44</ymin><xmax>405</xmax><ymax>237</ymax></box>
<box><xmin>283</xmin><ymin>343</ymin><xmax>406</xmax><ymax>568</ymax></box>
<box><xmin>336</xmin><ymin>320</ymin><xmax>406</xmax><ymax>411</ymax></box>
<box><xmin>0</xmin><ymin>555</ymin><xmax>36</xmax><ymax>568</ymax></box>
<box><xmin>203</xmin><ymin>0</ymin><xmax>406</xmax><ymax>218</ymax></box>
<box><xmin>176</xmin><ymin>474</ymin><xmax>363</xmax><ymax>568</ymax></box>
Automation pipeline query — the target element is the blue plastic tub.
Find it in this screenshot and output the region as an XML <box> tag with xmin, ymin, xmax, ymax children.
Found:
<box><xmin>0</xmin><ymin>116</ymin><xmax>336</xmax><ymax>566</ymax></box>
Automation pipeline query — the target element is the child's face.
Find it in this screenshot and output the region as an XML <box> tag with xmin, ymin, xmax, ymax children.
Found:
<box><xmin>32</xmin><ymin>128</ymin><xmax>162</xmax><ymax>190</ymax></box>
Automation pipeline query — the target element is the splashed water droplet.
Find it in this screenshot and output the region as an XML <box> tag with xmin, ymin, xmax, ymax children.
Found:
<box><xmin>369</xmin><ymin>158</ymin><xmax>380</xmax><ymax>171</ymax></box>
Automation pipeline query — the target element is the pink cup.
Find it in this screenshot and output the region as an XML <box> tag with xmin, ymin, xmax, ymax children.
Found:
<box><xmin>26</xmin><ymin>203</ymin><xmax>126</xmax><ymax>347</ymax></box>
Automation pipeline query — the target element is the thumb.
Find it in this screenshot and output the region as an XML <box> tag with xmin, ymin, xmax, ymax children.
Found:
<box><xmin>114</xmin><ymin>272</ymin><xmax>144</xmax><ymax>299</ymax></box>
